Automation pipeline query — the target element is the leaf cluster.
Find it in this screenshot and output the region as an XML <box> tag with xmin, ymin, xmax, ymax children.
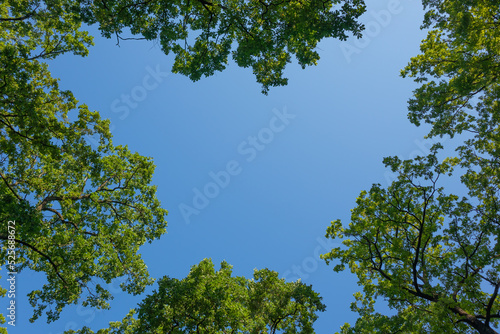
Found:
<box><xmin>322</xmin><ymin>1</ymin><xmax>500</xmax><ymax>333</ymax></box>
<box><xmin>77</xmin><ymin>0</ymin><xmax>366</xmax><ymax>93</ymax></box>
<box><xmin>1</xmin><ymin>0</ymin><xmax>167</xmax><ymax>324</ymax></box>
<box><xmin>66</xmin><ymin>258</ymin><xmax>326</xmax><ymax>334</ymax></box>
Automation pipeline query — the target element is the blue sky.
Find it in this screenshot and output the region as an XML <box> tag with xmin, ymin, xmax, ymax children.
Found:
<box><xmin>6</xmin><ymin>0</ymin><xmax>438</xmax><ymax>333</ymax></box>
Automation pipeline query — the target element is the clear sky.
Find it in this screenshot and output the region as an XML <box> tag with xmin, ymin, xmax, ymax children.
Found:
<box><xmin>7</xmin><ymin>0</ymin><xmax>435</xmax><ymax>333</ymax></box>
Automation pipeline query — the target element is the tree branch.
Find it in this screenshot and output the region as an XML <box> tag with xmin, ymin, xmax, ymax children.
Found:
<box><xmin>0</xmin><ymin>235</ymin><xmax>68</xmax><ymax>287</ymax></box>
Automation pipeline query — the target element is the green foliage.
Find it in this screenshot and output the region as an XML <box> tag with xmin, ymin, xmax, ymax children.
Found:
<box><xmin>77</xmin><ymin>0</ymin><xmax>366</xmax><ymax>93</ymax></box>
<box><xmin>0</xmin><ymin>273</ymin><xmax>6</xmax><ymax>334</ymax></box>
<box><xmin>1</xmin><ymin>0</ymin><xmax>364</xmax><ymax>330</ymax></box>
<box><xmin>401</xmin><ymin>0</ymin><xmax>500</xmax><ymax>139</ymax></box>
<box><xmin>322</xmin><ymin>1</ymin><xmax>500</xmax><ymax>333</ymax></box>
<box><xmin>66</xmin><ymin>259</ymin><xmax>326</xmax><ymax>334</ymax></box>
<box><xmin>0</xmin><ymin>0</ymin><xmax>167</xmax><ymax>323</ymax></box>
<box><xmin>322</xmin><ymin>150</ymin><xmax>500</xmax><ymax>333</ymax></box>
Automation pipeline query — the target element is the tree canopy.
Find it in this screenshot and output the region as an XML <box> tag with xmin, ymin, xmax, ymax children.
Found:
<box><xmin>401</xmin><ymin>0</ymin><xmax>499</xmax><ymax>139</ymax></box>
<box><xmin>65</xmin><ymin>259</ymin><xmax>326</xmax><ymax>334</ymax></box>
<box><xmin>0</xmin><ymin>0</ymin><xmax>364</xmax><ymax>330</ymax></box>
<box><xmin>4</xmin><ymin>0</ymin><xmax>500</xmax><ymax>333</ymax></box>
<box><xmin>322</xmin><ymin>0</ymin><xmax>500</xmax><ymax>333</ymax></box>
<box><xmin>0</xmin><ymin>0</ymin><xmax>167</xmax><ymax>324</ymax></box>
<box><xmin>322</xmin><ymin>149</ymin><xmax>500</xmax><ymax>334</ymax></box>
<box><xmin>77</xmin><ymin>0</ymin><xmax>366</xmax><ymax>93</ymax></box>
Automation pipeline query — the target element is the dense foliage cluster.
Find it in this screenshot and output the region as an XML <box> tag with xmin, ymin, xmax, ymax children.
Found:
<box><xmin>0</xmin><ymin>0</ymin><xmax>168</xmax><ymax>324</ymax></box>
<box><xmin>1</xmin><ymin>0</ymin><xmax>360</xmax><ymax>332</ymax></box>
<box><xmin>322</xmin><ymin>1</ymin><xmax>500</xmax><ymax>333</ymax></box>
<box><xmin>1</xmin><ymin>0</ymin><xmax>498</xmax><ymax>333</ymax></box>
<box><xmin>76</xmin><ymin>0</ymin><xmax>365</xmax><ymax>93</ymax></box>
<box><xmin>66</xmin><ymin>259</ymin><xmax>325</xmax><ymax>333</ymax></box>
